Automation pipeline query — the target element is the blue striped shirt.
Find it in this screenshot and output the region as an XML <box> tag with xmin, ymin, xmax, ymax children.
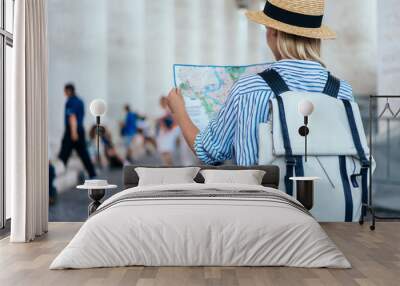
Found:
<box><xmin>193</xmin><ymin>59</ymin><xmax>353</xmax><ymax>166</ymax></box>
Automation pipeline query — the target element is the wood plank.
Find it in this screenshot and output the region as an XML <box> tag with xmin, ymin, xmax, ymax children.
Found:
<box><xmin>0</xmin><ymin>222</ymin><xmax>399</xmax><ymax>286</ymax></box>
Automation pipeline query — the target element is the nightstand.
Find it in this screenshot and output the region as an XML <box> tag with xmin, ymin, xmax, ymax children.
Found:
<box><xmin>77</xmin><ymin>181</ymin><xmax>117</xmax><ymax>216</ymax></box>
<box><xmin>290</xmin><ymin>177</ymin><xmax>319</xmax><ymax>210</ymax></box>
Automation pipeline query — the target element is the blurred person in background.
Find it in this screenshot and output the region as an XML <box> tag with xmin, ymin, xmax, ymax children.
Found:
<box><xmin>89</xmin><ymin>125</ymin><xmax>124</xmax><ymax>169</ymax></box>
<box><xmin>58</xmin><ymin>83</ymin><xmax>96</xmax><ymax>178</ymax></box>
<box><xmin>137</xmin><ymin>115</ymin><xmax>157</xmax><ymax>155</ymax></box>
<box><xmin>120</xmin><ymin>104</ymin><xmax>138</xmax><ymax>163</ymax></box>
<box><xmin>156</xmin><ymin>96</ymin><xmax>180</xmax><ymax>166</ymax></box>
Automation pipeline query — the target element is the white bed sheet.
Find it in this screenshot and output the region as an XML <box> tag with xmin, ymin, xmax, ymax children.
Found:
<box><xmin>50</xmin><ymin>183</ymin><xmax>350</xmax><ymax>269</ymax></box>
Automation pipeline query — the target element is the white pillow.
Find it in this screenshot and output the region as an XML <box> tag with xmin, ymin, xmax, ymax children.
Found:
<box><xmin>200</xmin><ymin>169</ymin><xmax>266</xmax><ymax>185</ymax></box>
<box><xmin>135</xmin><ymin>167</ymin><xmax>200</xmax><ymax>186</ymax></box>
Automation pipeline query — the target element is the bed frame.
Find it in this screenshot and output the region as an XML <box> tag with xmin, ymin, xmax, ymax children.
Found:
<box><xmin>123</xmin><ymin>165</ymin><xmax>280</xmax><ymax>190</ymax></box>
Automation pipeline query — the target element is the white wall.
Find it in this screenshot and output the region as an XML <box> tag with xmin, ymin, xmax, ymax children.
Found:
<box><xmin>48</xmin><ymin>0</ymin><xmax>382</xmax><ymax>149</ymax></box>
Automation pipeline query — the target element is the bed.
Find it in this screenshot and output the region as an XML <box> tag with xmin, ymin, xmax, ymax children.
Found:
<box><xmin>50</xmin><ymin>165</ymin><xmax>350</xmax><ymax>269</ymax></box>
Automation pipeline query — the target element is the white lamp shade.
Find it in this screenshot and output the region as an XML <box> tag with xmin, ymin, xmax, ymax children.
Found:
<box><xmin>90</xmin><ymin>99</ymin><xmax>107</xmax><ymax>117</ymax></box>
<box><xmin>298</xmin><ymin>100</ymin><xmax>314</xmax><ymax>116</ymax></box>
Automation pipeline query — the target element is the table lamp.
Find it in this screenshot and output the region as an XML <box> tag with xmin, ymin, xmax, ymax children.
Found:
<box><xmin>290</xmin><ymin>100</ymin><xmax>317</xmax><ymax>211</ymax></box>
<box><xmin>298</xmin><ymin>100</ymin><xmax>314</xmax><ymax>162</ymax></box>
<box><xmin>90</xmin><ymin>99</ymin><xmax>107</xmax><ymax>165</ymax></box>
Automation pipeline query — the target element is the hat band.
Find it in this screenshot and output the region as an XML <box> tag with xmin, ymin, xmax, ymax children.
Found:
<box><xmin>263</xmin><ymin>1</ymin><xmax>323</xmax><ymax>29</ymax></box>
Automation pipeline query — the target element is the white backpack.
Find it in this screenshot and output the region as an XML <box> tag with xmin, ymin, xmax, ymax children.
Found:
<box><xmin>258</xmin><ymin>70</ymin><xmax>375</xmax><ymax>222</ymax></box>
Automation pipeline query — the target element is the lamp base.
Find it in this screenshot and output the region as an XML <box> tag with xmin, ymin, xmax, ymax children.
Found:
<box><xmin>298</xmin><ymin>126</ymin><xmax>309</xmax><ymax>136</ymax></box>
<box><xmin>296</xmin><ymin>180</ymin><xmax>314</xmax><ymax>210</ymax></box>
<box><xmin>88</xmin><ymin>189</ymin><xmax>105</xmax><ymax>216</ymax></box>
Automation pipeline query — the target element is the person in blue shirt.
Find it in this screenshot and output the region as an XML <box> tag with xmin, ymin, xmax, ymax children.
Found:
<box><xmin>49</xmin><ymin>161</ymin><xmax>57</xmax><ymax>204</ymax></box>
<box><xmin>166</xmin><ymin>0</ymin><xmax>353</xmax><ymax>166</ymax></box>
<box><xmin>58</xmin><ymin>83</ymin><xmax>96</xmax><ymax>178</ymax></box>
<box><xmin>121</xmin><ymin>104</ymin><xmax>138</xmax><ymax>162</ymax></box>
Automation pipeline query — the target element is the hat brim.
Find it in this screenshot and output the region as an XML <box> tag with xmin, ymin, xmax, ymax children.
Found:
<box><xmin>246</xmin><ymin>11</ymin><xmax>336</xmax><ymax>40</ymax></box>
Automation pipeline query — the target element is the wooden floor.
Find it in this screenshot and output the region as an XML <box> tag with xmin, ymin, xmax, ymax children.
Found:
<box><xmin>0</xmin><ymin>222</ymin><xmax>399</xmax><ymax>286</ymax></box>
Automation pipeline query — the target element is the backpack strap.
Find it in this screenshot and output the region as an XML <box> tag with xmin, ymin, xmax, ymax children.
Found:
<box><xmin>275</xmin><ymin>96</ymin><xmax>296</xmax><ymax>196</ymax></box>
<box><xmin>325</xmin><ymin>72</ymin><xmax>357</xmax><ymax>220</ymax></box>
<box><xmin>339</xmin><ymin>155</ymin><xmax>354</xmax><ymax>222</ymax></box>
<box><xmin>258</xmin><ymin>69</ymin><xmax>303</xmax><ymax>196</ymax></box>
<box><xmin>323</xmin><ymin>72</ymin><xmax>340</xmax><ymax>98</ymax></box>
<box><xmin>258</xmin><ymin>69</ymin><xmax>290</xmax><ymax>96</ymax></box>
<box><xmin>294</xmin><ymin>156</ymin><xmax>304</xmax><ymax>177</ymax></box>
<box><xmin>342</xmin><ymin>100</ymin><xmax>370</xmax><ymax>219</ymax></box>
<box><xmin>324</xmin><ymin>73</ymin><xmax>368</xmax><ymax>221</ymax></box>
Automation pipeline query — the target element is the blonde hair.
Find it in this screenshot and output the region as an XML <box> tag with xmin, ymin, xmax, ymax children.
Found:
<box><xmin>276</xmin><ymin>30</ymin><xmax>324</xmax><ymax>66</ymax></box>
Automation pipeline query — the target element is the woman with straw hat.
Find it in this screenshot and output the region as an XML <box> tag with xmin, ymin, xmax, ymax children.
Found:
<box><xmin>167</xmin><ymin>0</ymin><xmax>353</xmax><ymax>166</ymax></box>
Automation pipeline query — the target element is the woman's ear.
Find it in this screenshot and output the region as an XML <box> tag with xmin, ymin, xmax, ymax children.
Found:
<box><xmin>267</xmin><ymin>28</ymin><xmax>278</xmax><ymax>40</ymax></box>
<box><xmin>266</xmin><ymin>28</ymin><xmax>280</xmax><ymax>60</ymax></box>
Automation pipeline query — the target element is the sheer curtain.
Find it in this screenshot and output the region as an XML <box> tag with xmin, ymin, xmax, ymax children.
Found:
<box><xmin>9</xmin><ymin>0</ymin><xmax>48</xmax><ymax>242</ymax></box>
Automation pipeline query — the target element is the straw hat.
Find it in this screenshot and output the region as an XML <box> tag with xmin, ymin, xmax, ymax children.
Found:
<box><xmin>246</xmin><ymin>0</ymin><xmax>336</xmax><ymax>39</ymax></box>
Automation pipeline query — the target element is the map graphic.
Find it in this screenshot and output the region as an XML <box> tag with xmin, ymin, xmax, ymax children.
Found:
<box><xmin>174</xmin><ymin>63</ymin><xmax>270</xmax><ymax>130</ymax></box>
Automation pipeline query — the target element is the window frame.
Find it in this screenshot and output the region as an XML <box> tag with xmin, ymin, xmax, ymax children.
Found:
<box><xmin>0</xmin><ymin>0</ymin><xmax>14</xmax><ymax>230</ymax></box>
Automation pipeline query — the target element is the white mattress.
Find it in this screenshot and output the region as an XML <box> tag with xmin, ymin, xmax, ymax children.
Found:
<box><xmin>50</xmin><ymin>183</ymin><xmax>350</xmax><ymax>269</ymax></box>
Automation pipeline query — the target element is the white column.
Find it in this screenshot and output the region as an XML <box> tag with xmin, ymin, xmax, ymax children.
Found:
<box><xmin>235</xmin><ymin>7</ymin><xmax>249</xmax><ymax>65</ymax></box>
<box><xmin>247</xmin><ymin>0</ymin><xmax>274</xmax><ymax>64</ymax></box>
<box><xmin>144</xmin><ymin>0</ymin><xmax>175</xmax><ymax>117</ymax></box>
<box><xmin>106</xmin><ymin>0</ymin><xmax>145</xmax><ymax>133</ymax></box>
<box><xmin>47</xmin><ymin>0</ymin><xmax>107</xmax><ymax>154</ymax></box>
<box><xmin>323</xmin><ymin>0</ymin><xmax>377</xmax><ymax>95</ymax></box>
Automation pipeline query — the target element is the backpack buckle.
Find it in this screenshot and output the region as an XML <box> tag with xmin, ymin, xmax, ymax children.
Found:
<box><xmin>361</xmin><ymin>160</ymin><xmax>370</xmax><ymax>169</ymax></box>
<box><xmin>286</xmin><ymin>158</ymin><xmax>296</xmax><ymax>166</ymax></box>
<box><xmin>351</xmin><ymin>160</ymin><xmax>370</xmax><ymax>188</ymax></box>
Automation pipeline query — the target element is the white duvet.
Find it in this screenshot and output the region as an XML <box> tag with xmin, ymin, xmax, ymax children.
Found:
<box><xmin>50</xmin><ymin>183</ymin><xmax>350</xmax><ymax>269</ymax></box>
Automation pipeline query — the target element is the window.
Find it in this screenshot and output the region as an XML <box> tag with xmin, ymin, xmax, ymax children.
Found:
<box><xmin>0</xmin><ymin>0</ymin><xmax>14</xmax><ymax>230</ymax></box>
<box><xmin>5</xmin><ymin>0</ymin><xmax>13</xmax><ymax>33</ymax></box>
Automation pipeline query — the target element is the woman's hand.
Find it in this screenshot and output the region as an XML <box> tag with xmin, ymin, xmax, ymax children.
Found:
<box><xmin>167</xmin><ymin>88</ymin><xmax>186</xmax><ymax>116</ymax></box>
